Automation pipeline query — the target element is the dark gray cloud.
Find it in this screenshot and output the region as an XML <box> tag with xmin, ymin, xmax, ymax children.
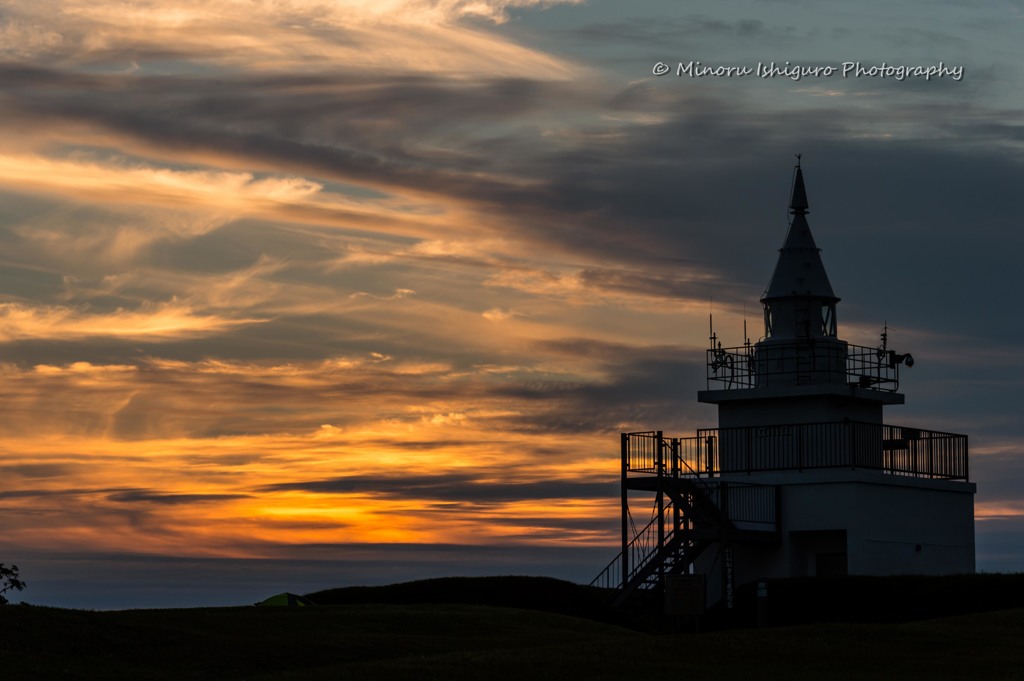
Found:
<box><xmin>970</xmin><ymin>454</ymin><xmax>1024</xmax><ymax>506</ymax></box>
<box><xmin>486</xmin><ymin>354</ymin><xmax>707</xmax><ymax>435</ymax></box>
<box><xmin>0</xmin><ymin>463</ymin><xmax>77</xmax><ymax>479</ymax></box>
<box><xmin>0</xmin><ymin>487</ymin><xmax>96</xmax><ymax>500</ymax></box>
<box><xmin>976</xmin><ymin>517</ymin><xmax>1024</xmax><ymax>573</ymax></box>
<box><xmin>105</xmin><ymin>489</ymin><xmax>252</xmax><ymax>505</ymax></box>
<box><xmin>0</xmin><ymin>66</ymin><xmax>587</xmax><ymax>199</ymax></box>
<box><xmin>561</xmin><ymin>15</ymin><xmax>789</xmax><ymax>46</ymax></box>
<box><xmin>0</xmin><ymin>334</ymin><xmax>707</xmax><ymax>441</ymax></box>
<box><xmin>0</xmin><ymin>485</ymin><xmax>249</xmax><ymax>508</ymax></box>
<box><xmin>577</xmin><ymin>267</ymin><xmax>743</xmax><ymax>302</ymax></box>
<box><xmin>258</xmin><ymin>473</ymin><xmax>616</xmax><ymax>502</ymax></box>
<box><xmin>3</xmin><ymin>58</ymin><xmax>1019</xmax><ymax>320</ymax></box>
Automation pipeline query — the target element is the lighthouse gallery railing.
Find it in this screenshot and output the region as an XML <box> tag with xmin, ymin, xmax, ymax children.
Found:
<box><xmin>625</xmin><ymin>422</ymin><xmax>968</xmax><ymax>482</ymax></box>
<box><xmin>706</xmin><ymin>341</ymin><xmax>904</xmax><ymax>392</ymax></box>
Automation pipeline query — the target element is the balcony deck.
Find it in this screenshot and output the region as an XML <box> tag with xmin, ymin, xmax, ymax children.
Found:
<box><xmin>705</xmin><ymin>341</ymin><xmax>903</xmax><ymax>393</ymax></box>
<box><xmin>624</xmin><ymin>421</ymin><xmax>969</xmax><ymax>482</ymax></box>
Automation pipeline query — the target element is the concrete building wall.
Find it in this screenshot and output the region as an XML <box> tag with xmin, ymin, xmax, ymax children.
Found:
<box><xmin>845</xmin><ymin>480</ymin><xmax>976</xmax><ymax>575</ymax></box>
<box><xmin>714</xmin><ymin>411</ymin><xmax>889</xmax><ymax>474</ymax></box>
<box><xmin>693</xmin><ymin>472</ymin><xmax>975</xmax><ymax>608</ymax></box>
<box><xmin>716</xmin><ymin>395</ymin><xmax>885</xmax><ymax>429</ymax></box>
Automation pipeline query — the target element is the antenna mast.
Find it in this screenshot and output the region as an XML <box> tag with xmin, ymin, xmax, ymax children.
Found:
<box><xmin>709</xmin><ymin>298</ymin><xmax>717</xmax><ymax>350</ymax></box>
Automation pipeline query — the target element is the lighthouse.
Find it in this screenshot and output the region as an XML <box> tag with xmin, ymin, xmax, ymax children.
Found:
<box><xmin>592</xmin><ymin>160</ymin><xmax>976</xmax><ymax>610</ymax></box>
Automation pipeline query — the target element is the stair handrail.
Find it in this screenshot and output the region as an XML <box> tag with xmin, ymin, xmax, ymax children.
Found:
<box><xmin>589</xmin><ymin>502</ymin><xmax>678</xmax><ymax>589</ymax></box>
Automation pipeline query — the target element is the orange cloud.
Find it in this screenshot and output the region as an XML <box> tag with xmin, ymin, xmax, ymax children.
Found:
<box><xmin>13</xmin><ymin>0</ymin><xmax>585</xmax><ymax>78</ymax></box>
<box><xmin>0</xmin><ymin>413</ymin><xmax>619</xmax><ymax>560</ymax></box>
<box><xmin>0</xmin><ymin>301</ymin><xmax>264</xmax><ymax>341</ymax></box>
<box><xmin>975</xmin><ymin>500</ymin><xmax>1024</xmax><ymax>520</ymax></box>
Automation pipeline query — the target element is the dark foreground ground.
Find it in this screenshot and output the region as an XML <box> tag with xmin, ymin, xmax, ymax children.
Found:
<box><xmin>3</xmin><ymin>575</ymin><xmax>1024</xmax><ymax>680</ymax></box>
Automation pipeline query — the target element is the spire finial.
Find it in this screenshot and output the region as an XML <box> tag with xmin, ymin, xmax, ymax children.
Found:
<box><xmin>789</xmin><ymin>156</ymin><xmax>809</xmax><ymax>214</ymax></box>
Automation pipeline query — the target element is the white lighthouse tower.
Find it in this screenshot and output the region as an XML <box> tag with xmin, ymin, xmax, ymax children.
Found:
<box><xmin>592</xmin><ymin>160</ymin><xmax>976</xmax><ymax>610</ymax></box>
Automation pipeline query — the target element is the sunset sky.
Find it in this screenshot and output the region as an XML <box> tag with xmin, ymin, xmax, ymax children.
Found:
<box><xmin>2</xmin><ymin>0</ymin><xmax>1023</xmax><ymax>608</ymax></box>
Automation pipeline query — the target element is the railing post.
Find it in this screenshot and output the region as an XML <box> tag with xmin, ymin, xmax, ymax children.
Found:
<box><xmin>928</xmin><ymin>433</ymin><xmax>934</xmax><ymax>479</ymax></box>
<box><xmin>719</xmin><ymin>482</ymin><xmax>734</xmax><ymax>610</ymax></box>
<box><xmin>747</xmin><ymin>426</ymin><xmax>752</xmax><ymax>474</ymax></box>
<box><xmin>706</xmin><ymin>434</ymin><xmax>716</xmax><ymax>476</ymax></box>
<box><xmin>696</xmin><ymin>432</ymin><xmax>703</xmax><ymax>475</ymax></box>
<box><xmin>774</xmin><ymin>484</ymin><xmax>782</xmax><ymax>538</ymax></box>
<box><xmin>656</xmin><ymin>432</ymin><xmax>665</xmax><ymax>560</ymax></box>
<box><xmin>964</xmin><ymin>434</ymin><xmax>970</xmax><ymax>481</ymax></box>
<box><xmin>621</xmin><ymin>433</ymin><xmax>629</xmax><ymax>589</ymax></box>
<box><xmin>849</xmin><ymin>421</ymin><xmax>856</xmax><ymax>469</ymax></box>
<box><xmin>674</xmin><ymin>454</ymin><xmax>682</xmax><ymax>535</ymax></box>
<box><xmin>719</xmin><ymin>481</ymin><xmax>730</xmax><ymax>527</ymax></box>
<box><xmin>706</xmin><ymin>349</ymin><xmax>711</xmax><ymax>390</ymax></box>
<box><xmin>798</xmin><ymin>424</ymin><xmax>804</xmax><ymax>472</ymax></box>
<box><xmin>656</xmin><ymin>431</ymin><xmax>664</xmax><ymax>474</ymax></box>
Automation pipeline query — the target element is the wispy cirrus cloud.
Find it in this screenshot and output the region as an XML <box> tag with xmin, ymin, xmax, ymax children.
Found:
<box><xmin>0</xmin><ymin>151</ymin><xmax>460</xmax><ymax>240</ymax></box>
<box><xmin>0</xmin><ymin>343</ymin><xmax>698</xmax><ymax>441</ymax></box>
<box><xmin>2</xmin><ymin>0</ymin><xmax>585</xmax><ymax>76</ymax></box>
<box><xmin>0</xmin><ymin>301</ymin><xmax>264</xmax><ymax>341</ymax></box>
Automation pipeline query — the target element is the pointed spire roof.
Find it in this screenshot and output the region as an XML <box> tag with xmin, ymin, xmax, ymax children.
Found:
<box><xmin>761</xmin><ymin>161</ymin><xmax>838</xmax><ymax>303</ymax></box>
<box><xmin>790</xmin><ymin>158</ymin><xmax>809</xmax><ymax>212</ymax></box>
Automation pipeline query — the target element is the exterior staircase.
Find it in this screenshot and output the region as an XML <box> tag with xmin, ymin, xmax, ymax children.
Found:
<box><xmin>590</xmin><ymin>432</ymin><xmax>780</xmax><ymax>611</ymax></box>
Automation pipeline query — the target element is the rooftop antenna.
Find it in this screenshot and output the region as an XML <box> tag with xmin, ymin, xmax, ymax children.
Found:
<box><xmin>743</xmin><ymin>303</ymin><xmax>751</xmax><ymax>346</ymax></box>
<box><xmin>878</xmin><ymin>322</ymin><xmax>915</xmax><ymax>370</ymax></box>
<box><xmin>709</xmin><ymin>297</ymin><xmax>718</xmax><ymax>350</ymax></box>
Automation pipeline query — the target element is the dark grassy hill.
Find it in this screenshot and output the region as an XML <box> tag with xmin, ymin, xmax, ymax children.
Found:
<box><xmin>5</xmin><ymin>574</ymin><xmax>1024</xmax><ymax>679</ymax></box>
<box><xmin>3</xmin><ymin>601</ymin><xmax>1023</xmax><ymax>680</ymax></box>
<box><xmin>308</xmin><ymin>575</ymin><xmax>619</xmax><ymax>623</ymax></box>
<box><xmin>707</xmin><ymin>573</ymin><xmax>1024</xmax><ymax>629</ymax></box>
<box><xmin>310</xmin><ymin>573</ymin><xmax>1024</xmax><ymax>630</ymax></box>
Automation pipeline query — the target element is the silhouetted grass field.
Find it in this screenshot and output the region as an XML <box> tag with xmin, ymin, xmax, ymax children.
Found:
<box><xmin>3</xmin><ymin>575</ymin><xmax>1024</xmax><ymax>680</ymax></box>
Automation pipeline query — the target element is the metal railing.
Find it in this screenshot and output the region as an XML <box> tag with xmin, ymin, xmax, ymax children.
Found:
<box><xmin>622</xmin><ymin>431</ymin><xmax>660</xmax><ymax>474</ymax></box>
<box><xmin>590</xmin><ymin>505</ymin><xmax>677</xmax><ymax>591</ymax></box>
<box><xmin>624</xmin><ymin>422</ymin><xmax>968</xmax><ymax>482</ymax></box>
<box><xmin>698</xmin><ymin>480</ymin><xmax>778</xmax><ymax>529</ymax></box>
<box><xmin>622</xmin><ymin>431</ymin><xmax>716</xmax><ymax>476</ymax></box>
<box><xmin>707</xmin><ymin>341</ymin><xmax>901</xmax><ymax>392</ymax></box>
<box><xmin>591</xmin><ymin>478</ymin><xmax>778</xmax><ymax>591</ymax></box>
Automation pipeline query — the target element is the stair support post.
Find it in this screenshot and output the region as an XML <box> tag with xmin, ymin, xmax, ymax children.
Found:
<box><xmin>657</xmin><ymin>432</ymin><xmax>665</xmax><ymax>585</ymax></box>
<box><xmin>621</xmin><ymin>432</ymin><xmax>629</xmax><ymax>590</ymax></box>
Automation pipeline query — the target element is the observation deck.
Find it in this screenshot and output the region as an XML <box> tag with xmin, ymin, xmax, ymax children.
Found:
<box><xmin>624</xmin><ymin>422</ymin><xmax>969</xmax><ymax>482</ymax></box>
<box><xmin>703</xmin><ymin>340</ymin><xmax>905</xmax><ymax>392</ymax></box>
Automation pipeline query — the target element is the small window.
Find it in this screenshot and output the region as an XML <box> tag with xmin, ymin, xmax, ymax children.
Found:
<box><xmin>821</xmin><ymin>303</ymin><xmax>837</xmax><ymax>337</ymax></box>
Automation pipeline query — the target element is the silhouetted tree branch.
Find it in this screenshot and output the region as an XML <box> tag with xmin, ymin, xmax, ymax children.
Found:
<box><xmin>0</xmin><ymin>563</ymin><xmax>27</xmax><ymax>604</ymax></box>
